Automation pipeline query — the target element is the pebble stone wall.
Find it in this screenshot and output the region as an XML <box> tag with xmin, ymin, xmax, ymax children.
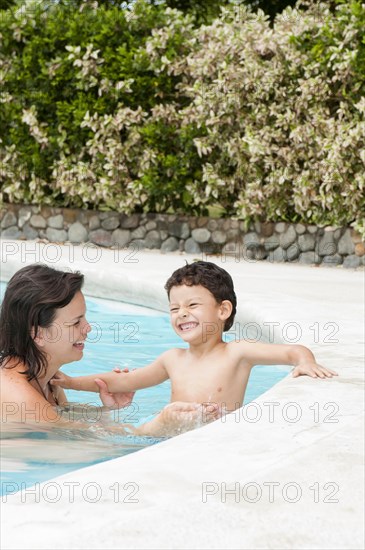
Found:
<box><xmin>0</xmin><ymin>204</ymin><xmax>364</xmax><ymax>268</ymax></box>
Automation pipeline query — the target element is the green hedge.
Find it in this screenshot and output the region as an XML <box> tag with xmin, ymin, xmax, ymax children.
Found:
<box><xmin>0</xmin><ymin>0</ymin><xmax>364</xmax><ymax>235</ymax></box>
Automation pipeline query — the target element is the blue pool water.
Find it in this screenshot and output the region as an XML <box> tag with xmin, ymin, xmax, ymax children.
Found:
<box><xmin>0</xmin><ymin>283</ymin><xmax>289</xmax><ymax>496</ymax></box>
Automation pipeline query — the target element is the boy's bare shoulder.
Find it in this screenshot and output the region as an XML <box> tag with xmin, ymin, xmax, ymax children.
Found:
<box><xmin>159</xmin><ymin>347</ymin><xmax>186</xmax><ymax>365</ymax></box>
<box><xmin>224</xmin><ymin>340</ymin><xmax>258</xmax><ymax>368</ymax></box>
<box><xmin>225</xmin><ymin>339</ymin><xmax>246</xmax><ymax>353</ymax></box>
<box><xmin>226</xmin><ymin>339</ymin><xmax>264</xmax><ymax>353</ymax></box>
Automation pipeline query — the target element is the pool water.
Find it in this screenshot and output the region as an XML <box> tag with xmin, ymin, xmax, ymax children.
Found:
<box><xmin>0</xmin><ymin>284</ymin><xmax>289</xmax><ymax>496</ymax></box>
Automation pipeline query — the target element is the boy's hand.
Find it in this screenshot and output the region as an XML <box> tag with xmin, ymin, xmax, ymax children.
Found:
<box><xmin>292</xmin><ymin>363</ymin><xmax>338</xmax><ymax>379</ymax></box>
<box><xmin>95</xmin><ymin>368</ymin><xmax>135</xmax><ymax>409</ymax></box>
<box><xmin>50</xmin><ymin>370</ymin><xmax>73</xmax><ymax>389</ymax></box>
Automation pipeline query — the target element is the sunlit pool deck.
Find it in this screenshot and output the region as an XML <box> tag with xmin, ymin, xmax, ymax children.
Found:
<box><xmin>0</xmin><ymin>240</ymin><xmax>364</xmax><ymax>550</ymax></box>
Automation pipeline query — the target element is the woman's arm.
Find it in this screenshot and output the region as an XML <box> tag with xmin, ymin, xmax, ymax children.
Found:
<box><xmin>54</xmin><ymin>386</ymin><xmax>68</xmax><ymax>406</ymax></box>
<box><xmin>118</xmin><ymin>402</ymin><xmax>222</xmax><ymax>438</ymax></box>
<box><xmin>1</xmin><ymin>371</ymin><xmax>221</xmax><ymax>436</ymax></box>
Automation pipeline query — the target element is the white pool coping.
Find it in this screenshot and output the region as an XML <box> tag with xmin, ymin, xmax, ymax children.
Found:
<box><xmin>0</xmin><ymin>240</ymin><xmax>364</xmax><ymax>550</ymax></box>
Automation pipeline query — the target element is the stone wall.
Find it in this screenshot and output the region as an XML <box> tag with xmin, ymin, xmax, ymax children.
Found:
<box><xmin>0</xmin><ymin>204</ymin><xmax>364</xmax><ymax>268</ymax></box>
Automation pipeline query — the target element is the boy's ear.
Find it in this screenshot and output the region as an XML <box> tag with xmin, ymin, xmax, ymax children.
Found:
<box><xmin>219</xmin><ymin>300</ymin><xmax>233</xmax><ymax>321</ymax></box>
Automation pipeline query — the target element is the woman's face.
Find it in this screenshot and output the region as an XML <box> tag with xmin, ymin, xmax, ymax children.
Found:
<box><xmin>36</xmin><ymin>291</ymin><xmax>91</xmax><ymax>370</ymax></box>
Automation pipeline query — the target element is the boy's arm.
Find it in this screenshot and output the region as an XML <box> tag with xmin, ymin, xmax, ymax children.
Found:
<box><xmin>230</xmin><ymin>341</ymin><xmax>337</xmax><ymax>378</ymax></box>
<box><xmin>51</xmin><ymin>353</ymin><xmax>170</xmax><ymax>393</ymax></box>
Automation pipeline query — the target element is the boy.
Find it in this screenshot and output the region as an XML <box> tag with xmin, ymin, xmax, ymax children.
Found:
<box><xmin>51</xmin><ymin>261</ymin><xmax>337</xmax><ymax>413</ymax></box>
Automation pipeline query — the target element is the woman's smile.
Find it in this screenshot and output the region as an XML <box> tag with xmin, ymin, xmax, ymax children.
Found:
<box><xmin>72</xmin><ymin>341</ymin><xmax>85</xmax><ymax>351</ymax></box>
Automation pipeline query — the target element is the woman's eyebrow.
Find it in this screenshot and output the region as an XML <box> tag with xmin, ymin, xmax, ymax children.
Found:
<box><xmin>67</xmin><ymin>313</ymin><xmax>85</xmax><ymax>322</ymax></box>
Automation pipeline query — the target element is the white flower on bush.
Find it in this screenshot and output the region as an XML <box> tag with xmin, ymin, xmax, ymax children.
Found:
<box><xmin>65</xmin><ymin>44</ymin><xmax>104</xmax><ymax>89</ymax></box>
<box><xmin>21</xmin><ymin>106</ymin><xmax>49</xmax><ymax>147</ymax></box>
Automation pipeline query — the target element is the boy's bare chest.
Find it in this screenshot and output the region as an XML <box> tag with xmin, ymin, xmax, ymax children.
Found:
<box><xmin>168</xmin><ymin>358</ymin><xmax>244</xmax><ymax>404</ymax></box>
<box><xmin>171</xmin><ymin>360</ymin><xmax>222</xmax><ymax>381</ymax></box>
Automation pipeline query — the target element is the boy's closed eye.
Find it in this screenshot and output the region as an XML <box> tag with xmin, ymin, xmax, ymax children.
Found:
<box><xmin>170</xmin><ymin>303</ymin><xmax>200</xmax><ymax>312</ymax></box>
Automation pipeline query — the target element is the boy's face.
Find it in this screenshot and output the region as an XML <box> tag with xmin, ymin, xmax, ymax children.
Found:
<box><xmin>168</xmin><ymin>284</ymin><xmax>231</xmax><ymax>344</ymax></box>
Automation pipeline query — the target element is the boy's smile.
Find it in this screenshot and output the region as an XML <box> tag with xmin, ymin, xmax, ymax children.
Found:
<box><xmin>179</xmin><ymin>321</ymin><xmax>199</xmax><ymax>332</ymax></box>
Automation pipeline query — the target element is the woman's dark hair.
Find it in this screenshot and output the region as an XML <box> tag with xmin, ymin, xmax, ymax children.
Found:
<box><xmin>0</xmin><ymin>264</ymin><xmax>84</xmax><ymax>381</ymax></box>
<box><xmin>164</xmin><ymin>261</ymin><xmax>237</xmax><ymax>331</ymax></box>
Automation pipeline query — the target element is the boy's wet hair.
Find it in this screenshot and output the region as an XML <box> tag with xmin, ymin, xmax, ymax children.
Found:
<box><xmin>164</xmin><ymin>261</ymin><xmax>237</xmax><ymax>331</ymax></box>
<box><xmin>0</xmin><ymin>264</ymin><xmax>84</xmax><ymax>381</ymax></box>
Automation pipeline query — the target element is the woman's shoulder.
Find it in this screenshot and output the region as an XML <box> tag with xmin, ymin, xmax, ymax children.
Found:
<box><xmin>0</xmin><ymin>360</ymin><xmax>62</xmax><ymax>423</ymax></box>
<box><xmin>0</xmin><ymin>358</ymin><xmax>28</xmax><ymax>380</ymax></box>
<box><xmin>0</xmin><ymin>361</ymin><xmax>39</xmax><ymax>405</ymax></box>
<box><xmin>0</xmin><ymin>363</ymin><xmax>30</xmax><ymax>397</ymax></box>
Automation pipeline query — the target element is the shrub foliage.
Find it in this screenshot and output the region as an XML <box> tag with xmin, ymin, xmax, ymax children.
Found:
<box><xmin>0</xmin><ymin>0</ymin><xmax>364</xmax><ymax>234</ymax></box>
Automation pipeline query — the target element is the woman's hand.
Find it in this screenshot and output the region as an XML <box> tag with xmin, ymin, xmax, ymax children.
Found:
<box><xmin>162</xmin><ymin>401</ymin><xmax>222</xmax><ymax>426</ymax></box>
<box><xmin>95</xmin><ymin>368</ymin><xmax>135</xmax><ymax>409</ymax></box>
<box><xmin>139</xmin><ymin>401</ymin><xmax>222</xmax><ymax>437</ymax></box>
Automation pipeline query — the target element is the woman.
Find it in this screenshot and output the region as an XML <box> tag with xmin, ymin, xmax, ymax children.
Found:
<box><xmin>0</xmin><ymin>264</ymin><xmax>217</xmax><ymax>435</ymax></box>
